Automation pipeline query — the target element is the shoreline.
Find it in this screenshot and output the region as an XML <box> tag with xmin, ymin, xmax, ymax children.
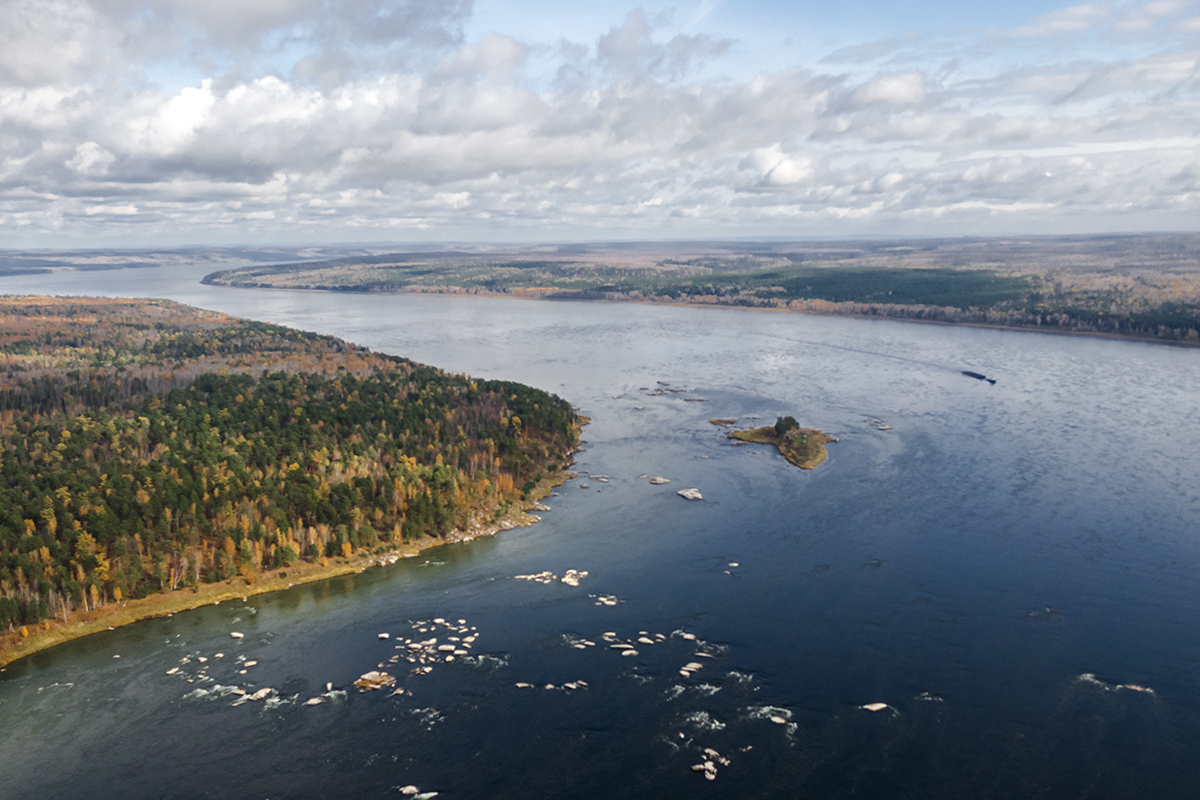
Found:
<box><xmin>206</xmin><ymin>281</ymin><xmax>1200</xmax><ymax>350</ymax></box>
<box><xmin>0</xmin><ymin>475</ymin><xmax>569</xmax><ymax>671</ymax></box>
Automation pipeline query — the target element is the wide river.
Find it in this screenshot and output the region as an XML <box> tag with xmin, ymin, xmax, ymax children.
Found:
<box><xmin>1</xmin><ymin>264</ymin><xmax>1199</xmax><ymax>799</ymax></box>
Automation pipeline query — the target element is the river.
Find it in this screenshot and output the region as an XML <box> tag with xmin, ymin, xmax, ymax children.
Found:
<box><xmin>1</xmin><ymin>263</ymin><xmax>1199</xmax><ymax>799</ymax></box>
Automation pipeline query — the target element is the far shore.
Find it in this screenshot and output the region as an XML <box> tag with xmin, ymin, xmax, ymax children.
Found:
<box><xmin>209</xmin><ymin>281</ymin><xmax>1200</xmax><ymax>350</ymax></box>
<box><xmin>0</xmin><ymin>477</ymin><xmax>567</xmax><ymax>671</ymax></box>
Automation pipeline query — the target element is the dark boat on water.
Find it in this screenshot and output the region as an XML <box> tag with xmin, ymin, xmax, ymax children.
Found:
<box><xmin>962</xmin><ymin>370</ymin><xmax>997</xmax><ymax>385</ymax></box>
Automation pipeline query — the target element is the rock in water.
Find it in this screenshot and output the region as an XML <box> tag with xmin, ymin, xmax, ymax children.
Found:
<box><xmin>861</xmin><ymin>702</ymin><xmax>890</xmax><ymax>712</ymax></box>
<box><xmin>354</xmin><ymin>671</ymin><xmax>396</xmax><ymax>690</ymax></box>
<box><xmin>677</xmin><ymin>488</ymin><xmax>703</xmax><ymax>501</ymax></box>
<box><xmin>649</xmin><ymin>476</ymin><xmax>671</xmax><ymax>485</ymax></box>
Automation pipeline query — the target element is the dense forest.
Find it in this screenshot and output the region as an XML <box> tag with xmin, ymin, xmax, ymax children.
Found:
<box><xmin>0</xmin><ymin>297</ymin><xmax>579</xmax><ymax>632</ymax></box>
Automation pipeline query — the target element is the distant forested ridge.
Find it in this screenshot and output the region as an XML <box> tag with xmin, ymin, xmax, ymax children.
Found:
<box><xmin>0</xmin><ymin>297</ymin><xmax>578</xmax><ymax>632</ymax></box>
<box><xmin>203</xmin><ymin>235</ymin><xmax>1200</xmax><ymax>345</ymax></box>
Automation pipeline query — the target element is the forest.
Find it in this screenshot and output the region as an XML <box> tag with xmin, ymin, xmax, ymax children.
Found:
<box><xmin>0</xmin><ymin>297</ymin><xmax>579</xmax><ymax>633</ymax></box>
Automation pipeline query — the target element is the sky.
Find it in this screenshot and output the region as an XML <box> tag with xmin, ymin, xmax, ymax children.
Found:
<box><xmin>1</xmin><ymin>0</ymin><xmax>1199</xmax><ymax>247</ymax></box>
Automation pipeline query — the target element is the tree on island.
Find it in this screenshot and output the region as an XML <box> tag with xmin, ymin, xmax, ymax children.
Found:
<box><xmin>774</xmin><ymin>416</ymin><xmax>799</xmax><ymax>437</ymax></box>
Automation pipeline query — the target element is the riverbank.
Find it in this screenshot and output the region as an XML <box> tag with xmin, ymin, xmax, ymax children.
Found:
<box><xmin>207</xmin><ymin>280</ymin><xmax>1200</xmax><ymax>349</ymax></box>
<box><xmin>0</xmin><ymin>476</ymin><xmax>568</xmax><ymax>670</ymax></box>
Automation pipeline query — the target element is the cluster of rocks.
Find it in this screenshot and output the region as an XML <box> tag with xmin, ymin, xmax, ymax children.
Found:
<box><xmin>398</xmin><ymin>784</ymin><xmax>439</xmax><ymax>798</ymax></box>
<box><xmin>515</xmin><ymin>680</ymin><xmax>589</xmax><ymax>691</ymax></box>
<box><xmin>639</xmin><ymin>474</ymin><xmax>703</xmax><ymax>499</ymax></box>
<box><xmin>514</xmin><ymin>569</ymin><xmax>588</xmax><ymax>587</ymax></box>
<box><xmin>230</xmin><ymin>686</ymin><xmax>274</xmax><ymax>706</ymax></box>
<box><xmin>1077</xmin><ymin>672</ymin><xmax>1156</xmax><ymax>695</ymax></box>
<box><xmin>383</xmin><ymin>618</ymin><xmax>478</xmax><ymax>672</ymax></box>
<box><xmin>679</xmin><ymin>656</ymin><xmax>712</xmax><ymax>678</ymax></box>
<box><xmin>304</xmin><ymin>683</ymin><xmax>345</xmax><ymax>706</ymax></box>
<box><xmin>515</xmin><ymin>571</ymin><xmax>557</xmax><ymax>585</ymax></box>
<box><xmin>592</xmin><ymin>594</ymin><xmax>621</xmax><ymax>607</ymax></box>
<box><xmin>640</xmin><ymin>382</ymin><xmax>690</xmax><ymax>397</ymax></box>
<box><xmin>691</xmin><ymin>747</ymin><xmax>731</xmax><ymax>780</ymax></box>
<box><xmin>167</xmin><ymin>650</ymin><xmax>262</xmax><ymax>686</ymax></box>
<box><xmin>444</xmin><ymin>513</ymin><xmax>534</xmax><ymax>545</ymax></box>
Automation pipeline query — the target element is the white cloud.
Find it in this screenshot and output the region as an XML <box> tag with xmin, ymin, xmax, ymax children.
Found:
<box><xmin>850</xmin><ymin>72</ymin><xmax>927</xmax><ymax>107</ymax></box>
<box><xmin>85</xmin><ymin>204</ymin><xmax>138</xmax><ymax>215</ymax></box>
<box><xmin>66</xmin><ymin>142</ymin><xmax>117</xmax><ymax>176</ymax></box>
<box><xmin>1</xmin><ymin>1</ymin><xmax>1199</xmax><ymax>244</ymax></box>
<box><xmin>1008</xmin><ymin>4</ymin><xmax>1113</xmax><ymax>37</ymax></box>
<box><xmin>0</xmin><ymin>1</ymin><xmax>113</xmax><ymax>86</ymax></box>
<box><xmin>126</xmin><ymin>80</ymin><xmax>217</xmax><ymax>153</ymax></box>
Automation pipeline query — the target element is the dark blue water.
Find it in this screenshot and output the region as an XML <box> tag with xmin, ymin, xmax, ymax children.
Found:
<box><xmin>1</xmin><ymin>265</ymin><xmax>1199</xmax><ymax>799</ymax></box>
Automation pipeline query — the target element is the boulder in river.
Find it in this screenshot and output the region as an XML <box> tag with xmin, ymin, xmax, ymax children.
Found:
<box><xmin>677</xmin><ymin>488</ymin><xmax>703</xmax><ymax>501</ymax></box>
<box><xmin>355</xmin><ymin>670</ymin><xmax>396</xmax><ymax>690</ymax></box>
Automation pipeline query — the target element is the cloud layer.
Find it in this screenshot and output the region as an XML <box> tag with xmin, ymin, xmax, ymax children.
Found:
<box><xmin>2</xmin><ymin>1</ymin><xmax>1199</xmax><ymax>245</ymax></box>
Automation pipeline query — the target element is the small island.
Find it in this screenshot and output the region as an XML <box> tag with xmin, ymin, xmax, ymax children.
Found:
<box><xmin>727</xmin><ymin>416</ymin><xmax>834</xmax><ymax>470</ymax></box>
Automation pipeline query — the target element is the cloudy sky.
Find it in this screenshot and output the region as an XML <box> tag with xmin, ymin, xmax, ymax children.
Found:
<box><xmin>2</xmin><ymin>0</ymin><xmax>1199</xmax><ymax>246</ymax></box>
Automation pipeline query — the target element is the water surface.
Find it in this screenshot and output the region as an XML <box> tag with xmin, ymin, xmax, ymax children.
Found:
<box><xmin>1</xmin><ymin>264</ymin><xmax>1199</xmax><ymax>798</ymax></box>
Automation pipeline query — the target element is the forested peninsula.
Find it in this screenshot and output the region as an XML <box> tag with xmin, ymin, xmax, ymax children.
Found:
<box><xmin>0</xmin><ymin>297</ymin><xmax>580</xmax><ymax>666</ymax></box>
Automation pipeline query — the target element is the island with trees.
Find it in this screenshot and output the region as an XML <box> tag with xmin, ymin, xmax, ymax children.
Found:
<box><xmin>0</xmin><ymin>296</ymin><xmax>580</xmax><ymax>666</ymax></box>
<box><xmin>728</xmin><ymin>416</ymin><xmax>835</xmax><ymax>470</ymax></box>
